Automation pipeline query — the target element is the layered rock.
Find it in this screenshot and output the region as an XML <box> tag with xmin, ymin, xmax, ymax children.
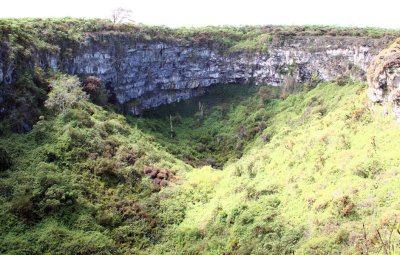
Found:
<box><xmin>0</xmin><ymin>32</ymin><xmax>393</xmax><ymax>114</ymax></box>
<box><xmin>368</xmin><ymin>39</ymin><xmax>400</xmax><ymax>118</ymax></box>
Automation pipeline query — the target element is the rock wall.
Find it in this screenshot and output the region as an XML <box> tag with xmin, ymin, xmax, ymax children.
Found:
<box><xmin>368</xmin><ymin>38</ymin><xmax>400</xmax><ymax>118</ymax></box>
<box><xmin>0</xmin><ymin>33</ymin><xmax>393</xmax><ymax>114</ymax></box>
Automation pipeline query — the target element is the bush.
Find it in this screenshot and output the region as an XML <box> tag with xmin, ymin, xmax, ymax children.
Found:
<box><xmin>82</xmin><ymin>76</ymin><xmax>109</xmax><ymax>105</ymax></box>
<box><xmin>0</xmin><ymin>147</ymin><xmax>12</xmax><ymax>171</ymax></box>
<box><xmin>45</xmin><ymin>75</ymin><xmax>88</xmax><ymax>113</ymax></box>
<box><xmin>10</xmin><ymin>196</ymin><xmax>36</xmax><ymax>221</ymax></box>
<box><xmin>334</xmin><ymin>195</ymin><xmax>355</xmax><ymax>218</ymax></box>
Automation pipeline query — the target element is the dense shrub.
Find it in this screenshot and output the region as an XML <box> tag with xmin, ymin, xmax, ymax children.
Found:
<box><xmin>0</xmin><ymin>147</ymin><xmax>12</xmax><ymax>171</ymax></box>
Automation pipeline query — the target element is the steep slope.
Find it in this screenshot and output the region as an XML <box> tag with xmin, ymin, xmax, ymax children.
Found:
<box><xmin>142</xmin><ymin>82</ymin><xmax>400</xmax><ymax>254</ymax></box>
<box><xmin>2</xmin><ymin>78</ymin><xmax>400</xmax><ymax>254</ymax></box>
<box><xmin>0</xmin><ymin>98</ymin><xmax>191</xmax><ymax>254</ymax></box>
<box><xmin>2</xmin><ymin>19</ymin><xmax>400</xmax><ymax>255</ymax></box>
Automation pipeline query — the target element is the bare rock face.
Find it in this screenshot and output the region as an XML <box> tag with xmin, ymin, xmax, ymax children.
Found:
<box><xmin>367</xmin><ymin>39</ymin><xmax>400</xmax><ymax>118</ymax></box>
<box><xmin>65</xmin><ymin>35</ymin><xmax>389</xmax><ymax>114</ymax></box>
<box><xmin>0</xmin><ymin>33</ymin><xmax>393</xmax><ymax>114</ymax></box>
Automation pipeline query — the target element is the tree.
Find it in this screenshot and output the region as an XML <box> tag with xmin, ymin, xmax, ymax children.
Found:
<box><xmin>45</xmin><ymin>75</ymin><xmax>88</xmax><ymax>113</ymax></box>
<box><xmin>111</xmin><ymin>8</ymin><xmax>134</xmax><ymax>24</ymax></box>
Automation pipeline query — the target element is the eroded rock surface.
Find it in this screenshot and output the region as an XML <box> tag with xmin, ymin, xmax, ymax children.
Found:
<box><xmin>368</xmin><ymin>39</ymin><xmax>400</xmax><ymax>118</ymax></box>
<box><xmin>0</xmin><ymin>33</ymin><xmax>393</xmax><ymax>114</ymax></box>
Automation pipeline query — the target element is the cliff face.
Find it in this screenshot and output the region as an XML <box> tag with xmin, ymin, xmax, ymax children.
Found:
<box><xmin>368</xmin><ymin>39</ymin><xmax>400</xmax><ymax>119</ymax></box>
<box><xmin>0</xmin><ymin>32</ymin><xmax>393</xmax><ymax>114</ymax></box>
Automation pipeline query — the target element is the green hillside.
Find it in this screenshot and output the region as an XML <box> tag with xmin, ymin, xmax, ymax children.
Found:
<box><xmin>141</xmin><ymin>81</ymin><xmax>400</xmax><ymax>254</ymax></box>
<box><xmin>0</xmin><ymin>81</ymin><xmax>191</xmax><ymax>254</ymax></box>
<box><xmin>1</xmin><ymin>77</ymin><xmax>400</xmax><ymax>254</ymax></box>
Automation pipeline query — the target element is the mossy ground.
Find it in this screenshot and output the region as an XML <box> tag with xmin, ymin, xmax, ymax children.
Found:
<box><xmin>1</xmin><ymin>81</ymin><xmax>400</xmax><ymax>254</ymax></box>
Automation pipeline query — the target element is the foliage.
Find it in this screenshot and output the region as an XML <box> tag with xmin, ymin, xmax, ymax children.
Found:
<box><xmin>45</xmin><ymin>75</ymin><xmax>88</xmax><ymax>113</ymax></box>
<box><xmin>0</xmin><ymin>89</ymin><xmax>190</xmax><ymax>254</ymax></box>
<box><xmin>1</xmin><ymin>18</ymin><xmax>399</xmax><ymax>60</ymax></box>
<box><xmin>130</xmin><ymin>84</ymin><xmax>277</xmax><ymax>168</ymax></box>
<box><xmin>0</xmin><ymin>66</ymin><xmax>49</xmax><ymax>132</ymax></box>
<box><xmin>0</xmin><ymin>147</ymin><xmax>12</xmax><ymax>171</ymax></box>
<box><xmin>2</xmin><ymin>77</ymin><xmax>400</xmax><ymax>254</ymax></box>
<box><xmin>228</xmin><ymin>33</ymin><xmax>272</xmax><ymax>53</ymax></box>
<box><xmin>137</xmin><ymin>81</ymin><xmax>400</xmax><ymax>254</ymax></box>
<box><xmin>82</xmin><ymin>76</ymin><xmax>109</xmax><ymax>106</ymax></box>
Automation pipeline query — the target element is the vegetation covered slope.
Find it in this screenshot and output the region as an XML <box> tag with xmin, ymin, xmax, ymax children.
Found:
<box><xmin>2</xmin><ymin>78</ymin><xmax>400</xmax><ymax>254</ymax></box>
<box><xmin>130</xmin><ymin>84</ymin><xmax>279</xmax><ymax>168</ymax></box>
<box><xmin>139</xmin><ymin>82</ymin><xmax>400</xmax><ymax>254</ymax></box>
<box><xmin>0</xmin><ymin>86</ymin><xmax>191</xmax><ymax>254</ymax></box>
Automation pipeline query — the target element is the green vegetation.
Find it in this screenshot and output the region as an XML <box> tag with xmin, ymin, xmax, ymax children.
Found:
<box><xmin>1</xmin><ymin>18</ymin><xmax>400</xmax><ymax>59</ymax></box>
<box><xmin>0</xmin><ymin>66</ymin><xmax>50</xmax><ymax>133</ymax></box>
<box><xmin>138</xmin><ymin>81</ymin><xmax>400</xmax><ymax>254</ymax></box>
<box><xmin>0</xmin><ymin>75</ymin><xmax>191</xmax><ymax>254</ymax></box>
<box><xmin>45</xmin><ymin>75</ymin><xmax>88</xmax><ymax>113</ymax></box>
<box><xmin>2</xmin><ymin>75</ymin><xmax>400</xmax><ymax>254</ymax></box>
<box><xmin>130</xmin><ymin>84</ymin><xmax>279</xmax><ymax>168</ymax></box>
<box><xmin>5</xmin><ymin>18</ymin><xmax>397</xmax><ymax>133</ymax></box>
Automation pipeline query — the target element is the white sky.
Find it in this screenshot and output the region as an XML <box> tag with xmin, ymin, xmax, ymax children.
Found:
<box><xmin>1</xmin><ymin>0</ymin><xmax>400</xmax><ymax>28</ymax></box>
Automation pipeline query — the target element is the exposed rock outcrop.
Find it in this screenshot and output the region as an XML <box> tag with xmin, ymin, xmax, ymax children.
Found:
<box><xmin>0</xmin><ymin>32</ymin><xmax>394</xmax><ymax>114</ymax></box>
<box><xmin>368</xmin><ymin>39</ymin><xmax>400</xmax><ymax>118</ymax></box>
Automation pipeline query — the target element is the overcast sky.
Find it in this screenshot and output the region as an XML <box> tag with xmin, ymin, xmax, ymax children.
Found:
<box><xmin>1</xmin><ymin>0</ymin><xmax>399</xmax><ymax>28</ymax></box>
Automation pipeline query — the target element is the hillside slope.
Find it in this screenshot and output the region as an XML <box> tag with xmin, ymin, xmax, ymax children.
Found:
<box><xmin>0</xmin><ymin>98</ymin><xmax>191</xmax><ymax>254</ymax></box>
<box><xmin>141</xmin><ymin>82</ymin><xmax>400</xmax><ymax>254</ymax></box>
<box><xmin>2</xmin><ymin>76</ymin><xmax>400</xmax><ymax>254</ymax></box>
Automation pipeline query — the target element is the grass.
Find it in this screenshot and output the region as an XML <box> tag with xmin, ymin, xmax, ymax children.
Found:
<box><xmin>2</xmin><ymin>19</ymin><xmax>400</xmax><ymax>254</ymax></box>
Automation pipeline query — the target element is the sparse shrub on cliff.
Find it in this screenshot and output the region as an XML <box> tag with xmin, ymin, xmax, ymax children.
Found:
<box><xmin>82</xmin><ymin>76</ymin><xmax>101</xmax><ymax>97</ymax></box>
<box><xmin>335</xmin><ymin>75</ymin><xmax>352</xmax><ymax>86</ymax></box>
